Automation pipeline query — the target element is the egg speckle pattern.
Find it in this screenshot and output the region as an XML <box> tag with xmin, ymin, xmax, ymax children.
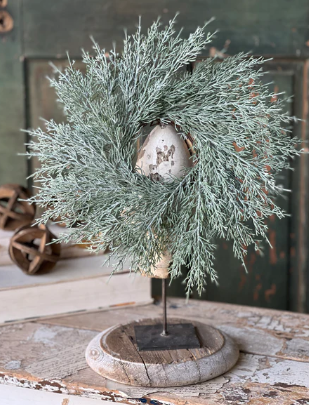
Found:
<box><xmin>136</xmin><ymin>124</ymin><xmax>192</xmax><ymax>182</ymax></box>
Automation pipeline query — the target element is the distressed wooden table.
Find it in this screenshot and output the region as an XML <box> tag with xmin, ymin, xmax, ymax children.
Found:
<box><xmin>1</xmin><ymin>298</ymin><xmax>309</xmax><ymax>404</ymax></box>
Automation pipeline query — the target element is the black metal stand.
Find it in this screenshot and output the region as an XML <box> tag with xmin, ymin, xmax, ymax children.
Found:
<box><xmin>134</xmin><ymin>278</ymin><xmax>201</xmax><ymax>351</ymax></box>
<box><xmin>161</xmin><ymin>278</ymin><xmax>168</xmax><ymax>336</ymax></box>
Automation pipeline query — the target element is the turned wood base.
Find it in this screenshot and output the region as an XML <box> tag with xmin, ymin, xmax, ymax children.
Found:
<box><xmin>85</xmin><ymin>318</ymin><xmax>239</xmax><ymax>387</ymax></box>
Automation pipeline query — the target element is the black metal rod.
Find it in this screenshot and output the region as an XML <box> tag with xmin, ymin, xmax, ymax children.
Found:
<box><xmin>161</xmin><ymin>278</ymin><xmax>168</xmax><ymax>336</ymax></box>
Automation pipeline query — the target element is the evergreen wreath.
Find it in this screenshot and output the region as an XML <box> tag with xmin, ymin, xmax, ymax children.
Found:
<box><xmin>26</xmin><ymin>16</ymin><xmax>302</xmax><ymax>295</ymax></box>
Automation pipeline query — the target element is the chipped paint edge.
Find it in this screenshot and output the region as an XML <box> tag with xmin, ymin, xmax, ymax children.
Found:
<box><xmin>0</xmin><ymin>372</ymin><xmax>173</xmax><ymax>405</ymax></box>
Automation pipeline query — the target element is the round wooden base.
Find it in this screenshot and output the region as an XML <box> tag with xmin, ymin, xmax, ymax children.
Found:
<box><xmin>85</xmin><ymin>318</ymin><xmax>239</xmax><ymax>387</ymax></box>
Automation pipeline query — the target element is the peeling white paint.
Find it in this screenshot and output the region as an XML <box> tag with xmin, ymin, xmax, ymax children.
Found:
<box><xmin>4</xmin><ymin>361</ymin><xmax>21</xmax><ymax>370</ymax></box>
<box><xmin>250</xmin><ymin>358</ymin><xmax>309</xmax><ymax>386</ymax></box>
<box><xmin>224</xmin><ymin>354</ymin><xmax>259</xmax><ymax>381</ymax></box>
<box><xmin>32</xmin><ymin>326</ymin><xmax>59</xmax><ymax>346</ymax></box>
<box><xmin>297</xmin><ymin>326</ymin><xmax>309</xmax><ymax>338</ymax></box>
<box><xmin>219</xmin><ymin>325</ymin><xmax>283</xmax><ymax>356</ymax></box>
<box><xmin>282</xmin><ymin>338</ymin><xmax>309</xmax><ymax>360</ymax></box>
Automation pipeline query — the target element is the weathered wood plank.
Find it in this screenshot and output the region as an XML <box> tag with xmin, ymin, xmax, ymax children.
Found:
<box><xmin>2</xmin><ymin>354</ymin><xmax>309</xmax><ymax>404</ymax></box>
<box><xmin>112</xmin><ymin>353</ymin><xmax>309</xmax><ymax>403</ymax></box>
<box><xmin>40</xmin><ymin>298</ymin><xmax>309</xmax><ymax>362</ymax></box>
<box><xmin>0</xmin><ymin>270</ymin><xmax>151</xmax><ymax>323</ymax></box>
<box><xmin>0</xmin><ymin>0</ymin><xmax>27</xmax><ymax>186</ymax></box>
<box><xmin>0</xmin><ymin>314</ymin><xmax>309</xmax><ymax>404</ymax></box>
<box><xmin>22</xmin><ymin>0</ymin><xmax>309</xmax><ymax>58</ymax></box>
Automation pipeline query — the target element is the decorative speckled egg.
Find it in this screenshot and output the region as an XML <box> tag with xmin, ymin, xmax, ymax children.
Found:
<box><xmin>136</xmin><ymin>124</ymin><xmax>192</xmax><ymax>182</ymax></box>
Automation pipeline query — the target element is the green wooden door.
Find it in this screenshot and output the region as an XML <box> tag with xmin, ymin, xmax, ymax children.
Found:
<box><xmin>1</xmin><ymin>0</ymin><xmax>309</xmax><ymax>311</ymax></box>
<box><xmin>191</xmin><ymin>61</ymin><xmax>308</xmax><ymax>312</ymax></box>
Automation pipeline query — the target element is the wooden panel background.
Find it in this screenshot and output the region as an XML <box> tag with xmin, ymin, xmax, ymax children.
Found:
<box><xmin>22</xmin><ymin>0</ymin><xmax>309</xmax><ymax>58</ymax></box>
<box><xmin>0</xmin><ymin>0</ymin><xmax>27</xmax><ymax>186</ymax></box>
<box><xmin>0</xmin><ymin>0</ymin><xmax>308</xmax><ymax>312</ymax></box>
<box><xmin>191</xmin><ymin>62</ymin><xmax>294</xmax><ymax>310</ymax></box>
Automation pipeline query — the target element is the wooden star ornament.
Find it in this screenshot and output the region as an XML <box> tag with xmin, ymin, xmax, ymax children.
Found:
<box><xmin>9</xmin><ymin>224</ymin><xmax>61</xmax><ymax>274</ymax></box>
<box><xmin>0</xmin><ymin>184</ymin><xmax>36</xmax><ymax>231</ymax></box>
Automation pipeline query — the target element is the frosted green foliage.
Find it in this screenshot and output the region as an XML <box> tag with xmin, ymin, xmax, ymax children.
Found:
<box><xmin>26</xmin><ymin>16</ymin><xmax>302</xmax><ymax>296</ymax></box>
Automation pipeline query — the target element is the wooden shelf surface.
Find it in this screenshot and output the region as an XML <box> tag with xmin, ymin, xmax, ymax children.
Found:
<box><xmin>1</xmin><ymin>298</ymin><xmax>309</xmax><ymax>404</ymax></box>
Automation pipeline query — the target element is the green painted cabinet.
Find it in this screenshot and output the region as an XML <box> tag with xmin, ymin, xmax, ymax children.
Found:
<box><xmin>1</xmin><ymin>0</ymin><xmax>308</xmax><ymax>311</ymax></box>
